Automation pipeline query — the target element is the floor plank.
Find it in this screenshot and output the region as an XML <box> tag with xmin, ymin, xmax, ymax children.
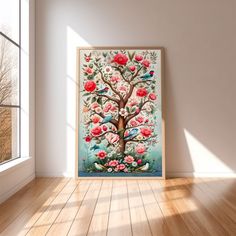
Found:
<box><xmin>0</xmin><ymin>177</ymin><xmax>235</xmax><ymax>236</ymax></box>
<box><xmin>67</xmin><ymin>180</ymin><xmax>102</xmax><ymax>236</ymax></box>
<box><xmin>127</xmin><ymin>180</ymin><xmax>152</xmax><ymax>236</ymax></box>
<box><xmin>26</xmin><ymin>178</ymin><xmax>76</xmax><ymax>235</ymax></box>
<box><xmin>107</xmin><ymin>180</ymin><xmax>132</xmax><ymax>236</ymax></box>
<box><xmin>46</xmin><ymin>180</ymin><xmax>91</xmax><ymax>236</ymax></box>
<box><xmin>87</xmin><ymin>180</ymin><xmax>112</xmax><ymax>236</ymax></box>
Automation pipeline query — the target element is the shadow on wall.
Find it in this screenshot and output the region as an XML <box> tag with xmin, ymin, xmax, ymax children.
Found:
<box><xmin>36</xmin><ymin>0</ymin><xmax>236</xmax><ymax>176</ymax></box>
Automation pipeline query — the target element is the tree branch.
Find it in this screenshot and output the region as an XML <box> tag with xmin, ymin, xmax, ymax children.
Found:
<box><xmin>124</xmin><ymin>100</ymin><xmax>153</xmax><ymax>126</ymax></box>
<box><xmin>111</xmin><ymin>66</ymin><xmax>129</xmax><ymax>82</ymax></box>
<box><xmin>94</xmin><ymin>130</ymin><xmax>118</xmax><ymax>138</ymax></box>
<box><xmin>125</xmin><ymin>135</ymin><xmax>158</xmax><ymax>144</ymax></box>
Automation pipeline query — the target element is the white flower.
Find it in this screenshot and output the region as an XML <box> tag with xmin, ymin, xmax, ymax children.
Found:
<box><xmin>136</xmin><ymin>134</ymin><xmax>143</xmax><ymax>140</ymax></box>
<box><xmin>108</xmin><ymin>153</ymin><xmax>112</xmax><ymax>158</ymax></box>
<box><xmin>95</xmin><ymin>107</ymin><xmax>102</xmax><ymax>113</ymax></box>
<box><xmin>107</xmin><ymin>168</ymin><xmax>113</xmax><ymax>172</ymax></box>
<box><xmin>119</xmin><ymin>108</ymin><xmax>128</xmax><ymax>117</ymax></box>
<box><xmin>103</xmin><ymin>66</ymin><xmax>112</xmax><ymax>74</ymax></box>
<box><xmin>146</xmin><ymin>105</ymin><xmax>152</xmax><ymax>112</ymax></box>
<box><xmin>132</xmin><ymin>161</ymin><xmax>138</xmax><ymax>167</ymax></box>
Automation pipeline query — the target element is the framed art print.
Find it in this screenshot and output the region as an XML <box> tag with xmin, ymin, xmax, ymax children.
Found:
<box><xmin>76</xmin><ymin>47</ymin><xmax>165</xmax><ymax>178</ymax></box>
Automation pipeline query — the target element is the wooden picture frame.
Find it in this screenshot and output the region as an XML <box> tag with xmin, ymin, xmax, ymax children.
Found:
<box><xmin>75</xmin><ymin>47</ymin><xmax>165</xmax><ymax>179</ymax></box>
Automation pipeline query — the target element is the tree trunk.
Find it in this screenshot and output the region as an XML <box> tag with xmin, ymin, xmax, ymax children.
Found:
<box><xmin>118</xmin><ymin>115</ymin><xmax>125</xmax><ymax>154</ymax></box>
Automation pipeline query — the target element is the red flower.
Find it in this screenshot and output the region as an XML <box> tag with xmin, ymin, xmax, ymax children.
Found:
<box><xmin>84</xmin><ymin>81</ymin><xmax>96</xmax><ymax>92</ymax></box>
<box><xmin>135</xmin><ymin>54</ymin><xmax>143</xmax><ymax>61</ymax></box>
<box><xmin>91</xmin><ymin>126</ymin><xmax>102</xmax><ymax>136</ymax></box>
<box><xmin>142</xmin><ymin>59</ymin><xmax>150</xmax><ymax>68</ymax></box>
<box><xmin>91</xmin><ymin>115</ymin><xmax>101</xmax><ymax>124</ymax></box>
<box><xmin>84</xmin><ymin>135</ymin><xmax>92</xmax><ymax>142</ymax></box>
<box><xmin>97</xmin><ymin>150</ymin><xmax>107</xmax><ymax>159</ymax></box>
<box><xmin>136</xmin><ymin>116</ymin><xmax>144</xmax><ymax>123</ymax></box>
<box><xmin>149</xmin><ymin>93</ymin><xmax>157</xmax><ymax>100</ymax></box>
<box><xmin>137</xmin><ymin>159</ymin><xmax>142</xmax><ymax>165</ymax></box>
<box><xmin>135</xmin><ymin>144</ymin><xmax>146</xmax><ymax>154</ymax></box>
<box><xmin>102</xmin><ymin>125</ymin><xmax>108</xmax><ymax>131</ymax></box>
<box><xmin>129</xmin><ymin>66</ymin><xmax>136</xmax><ymax>71</ymax></box>
<box><xmin>112</xmin><ymin>53</ymin><xmax>128</xmax><ymax>65</ymax></box>
<box><xmin>140</xmin><ymin>127</ymin><xmax>152</xmax><ymax>137</ymax></box>
<box><xmin>85</xmin><ymin>56</ymin><xmax>90</xmax><ymax>62</ymax></box>
<box><xmin>136</xmin><ymin>88</ymin><xmax>148</xmax><ymax>97</ymax></box>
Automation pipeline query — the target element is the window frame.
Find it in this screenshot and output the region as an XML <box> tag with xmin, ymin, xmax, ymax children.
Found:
<box><xmin>0</xmin><ymin>0</ymin><xmax>21</xmax><ymax>165</ymax></box>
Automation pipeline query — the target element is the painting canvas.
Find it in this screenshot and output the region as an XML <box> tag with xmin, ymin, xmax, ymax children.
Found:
<box><xmin>76</xmin><ymin>47</ymin><xmax>165</xmax><ymax>178</ymax></box>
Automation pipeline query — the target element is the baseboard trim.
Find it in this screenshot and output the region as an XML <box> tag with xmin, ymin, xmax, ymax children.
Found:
<box><xmin>0</xmin><ymin>173</ymin><xmax>35</xmax><ymax>204</ymax></box>
<box><xmin>167</xmin><ymin>172</ymin><xmax>236</xmax><ymax>178</ymax></box>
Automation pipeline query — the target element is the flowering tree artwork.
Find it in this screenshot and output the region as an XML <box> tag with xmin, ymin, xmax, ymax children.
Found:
<box><xmin>77</xmin><ymin>48</ymin><xmax>164</xmax><ymax>177</ymax></box>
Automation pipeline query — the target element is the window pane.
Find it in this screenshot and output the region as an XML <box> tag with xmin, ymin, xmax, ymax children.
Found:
<box><xmin>0</xmin><ymin>107</ymin><xmax>19</xmax><ymax>163</ymax></box>
<box><xmin>0</xmin><ymin>0</ymin><xmax>19</xmax><ymax>43</ymax></box>
<box><xmin>0</xmin><ymin>35</ymin><xmax>19</xmax><ymax>106</ymax></box>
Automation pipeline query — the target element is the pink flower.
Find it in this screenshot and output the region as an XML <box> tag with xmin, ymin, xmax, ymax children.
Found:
<box><xmin>130</xmin><ymin>120</ymin><xmax>138</xmax><ymax>127</ymax></box>
<box><xmin>84</xmin><ymin>135</ymin><xmax>92</xmax><ymax>142</ymax></box>
<box><xmin>135</xmin><ymin>144</ymin><xmax>146</xmax><ymax>154</ymax></box>
<box><xmin>137</xmin><ymin>159</ymin><xmax>142</xmax><ymax>165</ymax></box>
<box><xmin>91</xmin><ymin>126</ymin><xmax>102</xmax><ymax>136</ymax></box>
<box><xmin>136</xmin><ymin>88</ymin><xmax>148</xmax><ymax>97</ymax></box>
<box><xmin>124</xmin><ymin>168</ymin><xmax>128</xmax><ymax>172</ymax></box>
<box><xmin>91</xmin><ymin>115</ymin><xmax>101</xmax><ymax>124</ymax></box>
<box><xmin>124</xmin><ymin>131</ymin><xmax>129</xmax><ymax>137</ymax></box>
<box><xmin>84</xmin><ymin>81</ymin><xmax>96</xmax><ymax>92</ymax></box>
<box><xmin>129</xmin><ymin>66</ymin><xmax>136</xmax><ymax>71</ymax></box>
<box><xmin>142</xmin><ymin>59</ymin><xmax>150</xmax><ymax>68</ymax></box>
<box><xmin>135</xmin><ymin>108</ymin><xmax>140</xmax><ymax>114</ymax></box>
<box><xmin>140</xmin><ymin>127</ymin><xmax>152</xmax><ymax>137</ymax></box>
<box><xmin>119</xmin><ymin>85</ymin><xmax>127</xmax><ymax>92</ymax></box>
<box><xmin>103</xmin><ymin>103</ymin><xmax>112</xmax><ymax>112</ymax></box>
<box><xmin>112</xmin><ymin>53</ymin><xmax>128</xmax><ymax>65</ymax></box>
<box><xmin>110</xmin><ymin>76</ymin><xmax>120</xmax><ymax>83</ymax></box>
<box><xmin>109</xmin><ymin>160</ymin><xmax>119</xmax><ymax>167</ymax></box>
<box><xmin>136</xmin><ymin>116</ymin><xmax>144</xmax><ymax>123</ymax></box>
<box><xmin>117</xmin><ymin>164</ymin><xmax>126</xmax><ymax>170</ymax></box>
<box><xmin>85</xmin><ymin>67</ymin><xmax>94</xmax><ymax>75</ymax></box>
<box><xmin>91</xmin><ymin>102</ymin><xmax>99</xmax><ymax>110</ymax></box>
<box><xmin>110</xmin><ymin>106</ymin><xmax>117</xmax><ymax>112</ymax></box>
<box><xmin>149</xmin><ymin>93</ymin><xmax>157</xmax><ymax>100</ymax></box>
<box><xmin>97</xmin><ymin>150</ymin><xmax>107</xmax><ymax>159</ymax></box>
<box><xmin>124</xmin><ymin>155</ymin><xmax>135</xmax><ymax>164</ymax></box>
<box><xmin>105</xmin><ymin>133</ymin><xmax>120</xmax><ymax>144</ymax></box>
<box><xmin>102</xmin><ymin>125</ymin><xmax>108</xmax><ymax>131</ymax></box>
<box><xmin>135</xmin><ymin>54</ymin><xmax>143</xmax><ymax>61</ymax></box>
<box><xmin>129</xmin><ymin>98</ymin><xmax>138</xmax><ymax>106</ymax></box>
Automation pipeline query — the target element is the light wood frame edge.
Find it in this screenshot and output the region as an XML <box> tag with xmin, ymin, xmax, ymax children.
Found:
<box><xmin>75</xmin><ymin>47</ymin><xmax>166</xmax><ymax>179</ymax></box>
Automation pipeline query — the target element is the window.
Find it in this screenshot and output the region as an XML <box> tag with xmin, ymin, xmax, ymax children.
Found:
<box><xmin>0</xmin><ymin>0</ymin><xmax>21</xmax><ymax>164</ymax></box>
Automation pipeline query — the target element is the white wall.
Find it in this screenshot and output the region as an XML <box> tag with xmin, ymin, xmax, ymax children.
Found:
<box><xmin>0</xmin><ymin>0</ymin><xmax>35</xmax><ymax>203</ymax></box>
<box><xmin>35</xmin><ymin>0</ymin><xmax>236</xmax><ymax>177</ymax></box>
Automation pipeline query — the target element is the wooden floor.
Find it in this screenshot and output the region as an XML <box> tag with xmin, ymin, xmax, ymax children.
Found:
<box><xmin>0</xmin><ymin>178</ymin><xmax>235</xmax><ymax>236</ymax></box>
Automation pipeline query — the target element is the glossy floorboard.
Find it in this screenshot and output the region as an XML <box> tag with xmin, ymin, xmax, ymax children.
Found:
<box><xmin>0</xmin><ymin>177</ymin><xmax>235</xmax><ymax>236</ymax></box>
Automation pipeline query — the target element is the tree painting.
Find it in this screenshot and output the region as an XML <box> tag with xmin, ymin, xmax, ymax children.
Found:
<box><xmin>78</xmin><ymin>48</ymin><xmax>163</xmax><ymax>177</ymax></box>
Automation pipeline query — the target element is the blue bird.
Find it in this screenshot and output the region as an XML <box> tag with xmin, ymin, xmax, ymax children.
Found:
<box><xmin>124</xmin><ymin>128</ymin><xmax>139</xmax><ymax>140</ymax></box>
<box><xmin>140</xmin><ymin>70</ymin><xmax>154</xmax><ymax>80</ymax></box>
<box><xmin>90</xmin><ymin>144</ymin><xmax>100</xmax><ymax>151</ymax></box>
<box><xmin>96</xmin><ymin>87</ymin><xmax>109</xmax><ymax>94</ymax></box>
<box><xmin>101</xmin><ymin>114</ymin><xmax>113</xmax><ymax>124</ymax></box>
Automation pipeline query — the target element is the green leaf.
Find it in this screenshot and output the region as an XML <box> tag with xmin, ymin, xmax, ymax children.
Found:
<box><xmin>91</xmin><ymin>97</ymin><xmax>96</xmax><ymax>103</ymax></box>
<box><xmin>83</xmin><ymin>92</ymin><xmax>91</xmax><ymax>96</ymax></box>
